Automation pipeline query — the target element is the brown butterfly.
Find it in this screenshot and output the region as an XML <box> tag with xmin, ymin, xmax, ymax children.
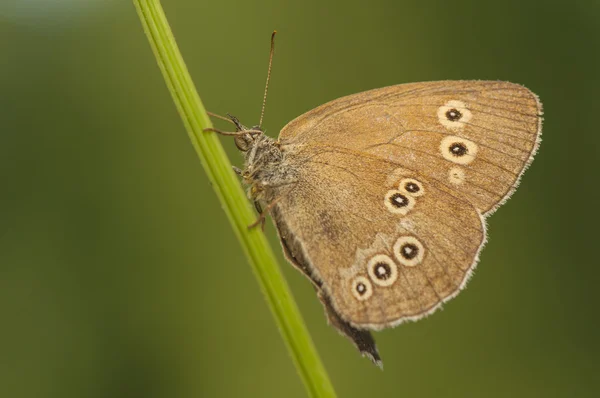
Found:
<box><xmin>208</xmin><ymin>33</ymin><xmax>542</xmax><ymax>367</ymax></box>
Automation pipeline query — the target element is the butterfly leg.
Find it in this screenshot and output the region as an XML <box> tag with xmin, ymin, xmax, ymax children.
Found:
<box><xmin>248</xmin><ymin>196</ymin><xmax>283</xmax><ymax>230</ymax></box>
<box><xmin>205</xmin><ymin>112</ymin><xmax>262</xmax><ymax>135</ymax></box>
<box><xmin>206</xmin><ymin>111</ymin><xmax>246</xmax><ymax>130</ymax></box>
<box><xmin>249</xmin><ymin>201</ymin><xmax>266</xmax><ymax>231</ymax></box>
<box><xmin>232</xmin><ymin>166</ymin><xmax>243</xmax><ymax>176</ymax></box>
<box><xmin>202</xmin><ymin>127</ymin><xmax>263</xmax><ymax>137</ymax></box>
<box><xmin>226</xmin><ymin>114</ymin><xmax>245</xmax><ymax>131</ymax></box>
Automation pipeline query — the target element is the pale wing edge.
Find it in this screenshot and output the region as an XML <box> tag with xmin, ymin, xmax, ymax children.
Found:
<box><xmin>482</xmin><ymin>87</ymin><xmax>543</xmax><ymax>217</ymax></box>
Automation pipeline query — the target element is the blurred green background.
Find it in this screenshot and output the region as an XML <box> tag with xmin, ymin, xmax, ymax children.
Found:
<box><xmin>1</xmin><ymin>0</ymin><xmax>599</xmax><ymax>397</ymax></box>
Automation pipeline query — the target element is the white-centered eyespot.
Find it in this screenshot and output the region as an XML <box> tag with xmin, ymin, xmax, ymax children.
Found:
<box><xmin>393</xmin><ymin>236</ymin><xmax>425</xmax><ymax>267</ymax></box>
<box><xmin>439</xmin><ymin>135</ymin><xmax>478</xmax><ymax>165</ymax></box>
<box><xmin>367</xmin><ymin>254</ymin><xmax>398</xmax><ymax>287</ymax></box>
<box><xmin>398</xmin><ymin>178</ymin><xmax>425</xmax><ymax>197</ymax></box>
<box><xmin>384</xmin><ymin>190</ymin><xmax>415</xmax><ymax>215</ymax></box>
<box><xmin>437</xmin><ymin>100</ymin><xmax>472</xmax><ymax>130</ymax></box>
<box><xmin>351</xmin><ymin>276</ymin><xmax>373</xmax><ymax>301</ymax></box>
<box><xmin>448</xmin><ymin>166</ymin><xmax>466</xmax><ymax>185</ymax></box>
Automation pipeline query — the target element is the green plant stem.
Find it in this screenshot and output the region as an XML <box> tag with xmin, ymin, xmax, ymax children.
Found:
<box><xmin>132</xmin><ymin>1</ymin><xmax>337</xmax><ymax>396</ymax></box>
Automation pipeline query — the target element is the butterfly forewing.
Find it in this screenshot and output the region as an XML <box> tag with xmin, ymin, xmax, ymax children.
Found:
<box><xmin>279</xmin><ymin>81</ymin><xmax>542</xmax><ymax>215</ymax></box>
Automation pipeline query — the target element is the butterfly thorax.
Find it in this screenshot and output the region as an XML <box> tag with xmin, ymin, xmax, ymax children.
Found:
<box><xmin>237</xmin><ymin>129</ymin><xmax>298</xmax><ymax>202</ymax></box>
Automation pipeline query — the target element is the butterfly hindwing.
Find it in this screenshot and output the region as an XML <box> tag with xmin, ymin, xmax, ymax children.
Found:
<box><xmin>270</xmin><ymin>151</ymin><xmax>485</xmax><ymax>328</ymax></box>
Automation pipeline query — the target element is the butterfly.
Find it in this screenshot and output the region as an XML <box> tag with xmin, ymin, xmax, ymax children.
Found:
<box><xmin>208</xmin><ymin>34</ymin><xmax>543</xmax><ymax>367</ymax></box>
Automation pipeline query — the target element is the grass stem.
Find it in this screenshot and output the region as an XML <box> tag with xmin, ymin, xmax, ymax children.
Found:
<box><xmin>132</xmin><ymin>1</ymin><xmax>337</xmax><ymax>396</ymax></box>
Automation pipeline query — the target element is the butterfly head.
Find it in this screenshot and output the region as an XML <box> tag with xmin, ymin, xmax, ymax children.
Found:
<box><xmin>234</xmin><ymin>124</ymin><xmax>263</xmax><ymax>152</ymax></box>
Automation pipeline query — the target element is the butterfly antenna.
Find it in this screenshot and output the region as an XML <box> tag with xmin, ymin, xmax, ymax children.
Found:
<box><xmin>259</xmin><ymin>30</ymin><xmax>276</xmax><ymax>128</ymax></box>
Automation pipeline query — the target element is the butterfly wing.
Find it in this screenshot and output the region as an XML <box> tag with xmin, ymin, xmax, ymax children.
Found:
<box><xmin>270</xmin><ymin>81</ymin><xmax>541</xmax><ymax>329</ymax></box>
<box><xmin>279</xmin><ymin>80</ymin><xmax>542</xmax><ymax>215</ymax></box>
<box><xmin>270</xmin><ymin>151</ymin><xmax>485</xmax><ymax>329</ymax></box>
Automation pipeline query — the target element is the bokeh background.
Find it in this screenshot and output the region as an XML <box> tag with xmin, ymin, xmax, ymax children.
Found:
<box><xmin>1</xmin><ymin>0</ymin><xmax>599</xmax><ymax>397</ymax></box>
